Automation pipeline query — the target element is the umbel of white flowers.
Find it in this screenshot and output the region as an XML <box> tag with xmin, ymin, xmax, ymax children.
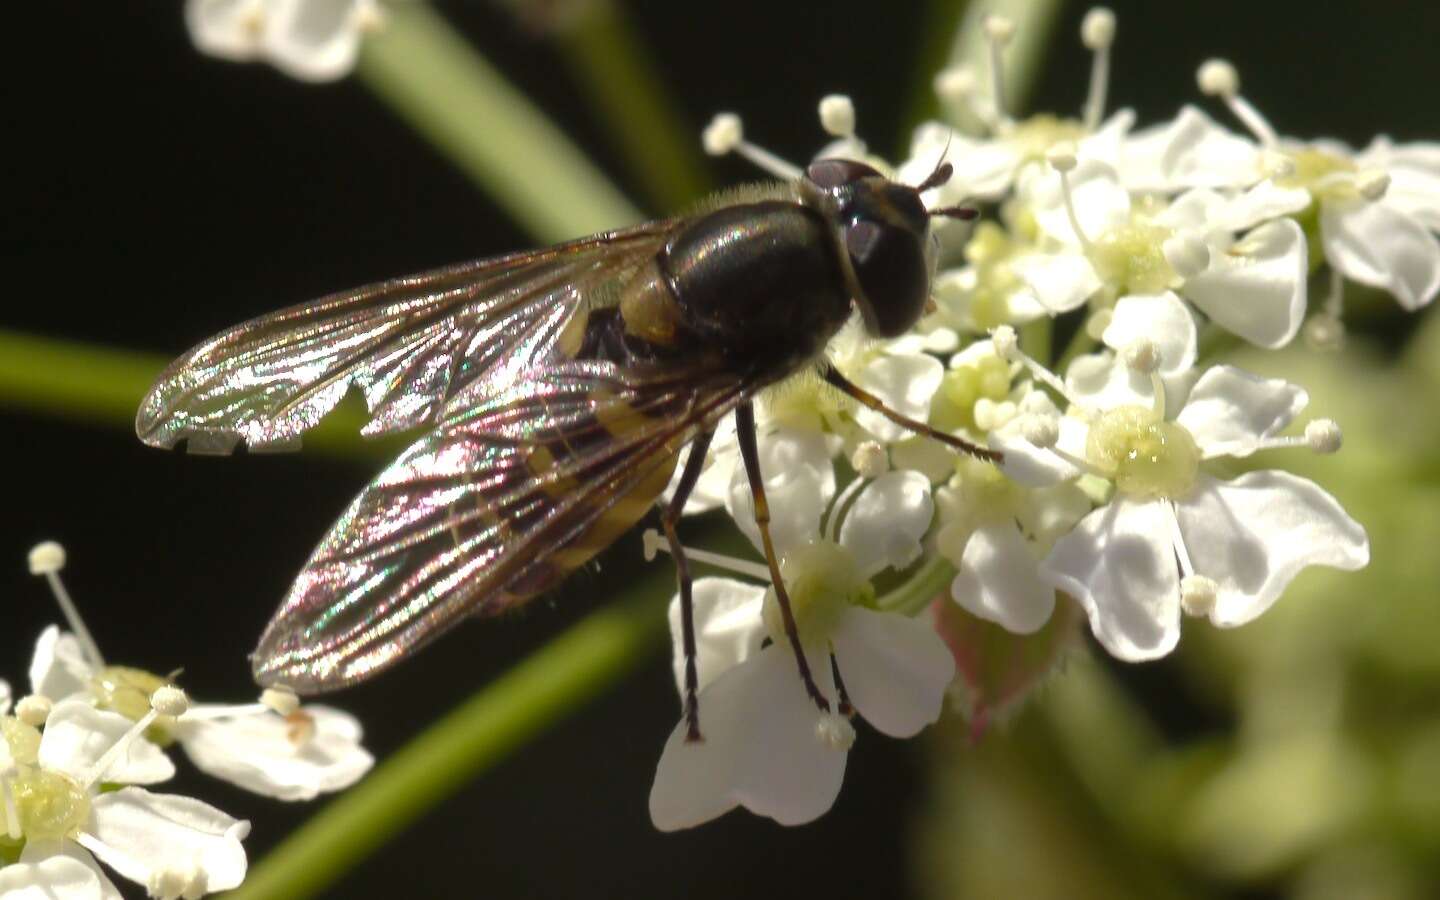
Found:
<box><xmin>0</xmin><ymin>542</ymin><xmax>375</xmax><ymax>898</ymax></box>
<box><xmin>655</xmin><ymin>7</ymin><xmax>1385</xmax><ymax>829</ymax></box>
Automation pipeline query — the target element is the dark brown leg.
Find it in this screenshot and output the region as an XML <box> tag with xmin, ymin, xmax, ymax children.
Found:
<box><xmin>663</xmin><ymin>428</ymin><xmax>715</xmax><ymax>742</ymax></box>
<box><xmin>821</xmin><ymin>365</ymin><xmax>1002</xmax><ymax>463</ymax></box>
<box><xmin>734</xmin><ymin>401</ymin><xmax>831</xmax><ymax>714</ymax></box>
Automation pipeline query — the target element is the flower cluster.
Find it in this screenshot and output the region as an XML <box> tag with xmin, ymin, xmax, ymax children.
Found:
<box><xmin>0</xmin><ymin>543</ymin><xmax>373</xmax><ymax>898</ymax></box>
<box><xmin>184</xmin><ymin>0</ymin><xmax>389</xmax><ymax>82</ymax></box>
<box><xmin>648</xmin><ymin>7</ymin><xmax>1413</xmax><ymax>829</ymax></box>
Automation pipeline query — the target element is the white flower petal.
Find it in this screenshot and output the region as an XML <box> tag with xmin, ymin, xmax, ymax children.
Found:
<box><xmin>1026</xmin><ymin>159</ymin><xmax>1130</xmax><ymax>247</ymax></box>
<box><xmin>852</xmin><ymin>353</ymin><xmax>944</xmax><ymax>442</ymax></box>
<box><xmin>30</xmin><ymin>625</ymin><xmax>95</xmax><ymax>703</ymax></box>
<box><xmin>1360</xmin><ymin>137</ymin><xmax>1440</xmax><ymax>231</ymax></box>
<box><xmin>1174</xmin><ymin>472</ymin><xmax>1369</xmax><ymax>628</ymax></box>
<box><xmin>262</xmin><ymin>0</ymin><xmax>365</xmax><ymax>82</ymax></box>
<box><xmin>1175</xmin><ymin>365</ymin><xmax>1308</xmax><ymax>459</ymax></box>
<box><xmin>0</xmin><ymin>853</ymin><xmax>119</xmax><ymax>900</ymax></box>
<box><xmin>1221</xmin><ymin>180</ymin><xmax>1312</xmax><ymax>232</ymax></box>
<box><xmin>1121</xmin><ymin>105</ymin><xmax>1261</xmax><ymax>193</ymax></box>
<box><xmin>178</xmin><ymin>706</ymin><xmax>373</xmax><ymax>801</ymax></box>
<box><xmin>649</xmin><ymin>646</ymin><xmax>843</xmax><ymax>830</ymax></box>
<box><xmin>951</xmin><ymin>522</ymin><xmax>1056</xmax><ymax>634</ymax></box>
<box><xmin>39</xmin><ymin>700</ymin><xmax>175</xmax><ymax>785</ymax></box>
<box><xmin>1066</xmin><ymin>351</ymin><xmax>1156</xmax><ymax>409</ymax></box>
<box><xmin>1018</xmin><ymin>481</ymin><xmax>1095</xmax><ymax>547</ymax></box>
<box><xmin>185</xmin><ymin>0</ymin><xmax>265</xmax><ymax>62</ymax></box>
<box><xmin>87</xmin><ymin>788</ymin><xmax>249</xmax><ymax>893</ymax></box>
<box><xmin>17</xmin><ymin>841</ymin><xmax>123</xmax><ymax>900</ymax></box>
<box><xmin>1101</xmin><ymin>292</ymin><xmax>1198</xmax><ymax>374</ymax></box>
<box><xmin>838</xmin><ymin>471</ymin><xmax>933</xmax><ymax>577</ymax></box>
<box><xmin>1322</xmin><ymin>200</ymin><xmax>1440</xmax><ymax>310</ymax></box>
<box><xmin>666</xmin><ymin>577</ymin><xmax>767</xmax><ymax>696</ymax></box>
<box><xmin>831</xmin><ymin>605</ymin><xmax>954</xmax><ymax>738</ymax></box>
<box><xmin>1185</xmin><ymin>218</ymin><xmax>1308</xmax><ymax>348</ymax></box>
<box><xmin>990</xmin><ymin>414</ymin><xmax>1085</xmax><ymax>487</ymax></box>
<box><xmin>1012</xmin><ymin>251</ymin><xmax>1102</xmax><ymax>314</ymax></box>
<box><xmin>1041</xmin><ymin>497</ymin><xmax>1182</xmax><ymax>661</ymax></box>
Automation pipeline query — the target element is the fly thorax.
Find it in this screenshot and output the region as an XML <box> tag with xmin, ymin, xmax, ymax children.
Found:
<box><xmin>91</xmin><ymin>666</ymin><xmax>178</xmax><ymax>744</ymax></box>
<box><xmin>10</xmin><ymin>768</ymin><xmax>90</xmax><ymax>841</ymax></box>
<box><xmin>762</xmin><ymin>539</ymin><xmax>874</xmax><ymax>647</ymax></box>
<box><xmin>1085</xmin><ymin>405</ymin><xmax>1201</xmax><ymax>499</ymax></box>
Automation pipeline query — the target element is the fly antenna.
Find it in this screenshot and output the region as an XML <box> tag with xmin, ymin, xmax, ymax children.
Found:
<box><xmin>928</xmin><ymin>205</ymin><xmax>979</xmax><ymax>221</ymax></box>
<box><xmin>911</xmin><ymin>131</ymin><xmax>956</xmax><ymax>194</ymax></box>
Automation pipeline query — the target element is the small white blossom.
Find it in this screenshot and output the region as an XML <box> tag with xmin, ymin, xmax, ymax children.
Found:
<box><xmin>185</xmin><ymin>0</ymin><xmax>388</xmax><ymax>83</ymax></box>
<box><xmin>650</xmin><ymin>472</ymin><xmax>953</xmax><ymax>829</ymax></box>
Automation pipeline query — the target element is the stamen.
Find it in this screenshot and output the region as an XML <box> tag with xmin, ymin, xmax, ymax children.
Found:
<box><xmin>1</xmin><ymin>776</ymin><xmax>20</xmax><ymax>841</ymax></box>
<box><xmin>1081</xmin><ymin>7</ymin><xmax>1116</xmax><ymax>131</ymax></box>
<box><xmin>701</xmin><ymin>113</ymin><xmax>803</xmax><ymax>180</ymax></box>
<box><xmin>15</xmin><ymin>694</ymin><xmax>52</xmax><ymax>728</ymax></box>
<box><xmin>1356</xmin><ymin>169</ymin><xmax>1391</xmax><ymax>201</ymax></box>
<box><xmin>1180</xmin><ymin>574</ymin><xmax>1218</xmax><ymax>618</ymax></box>
<box><xmin>28</xmin><ymin>541</ymin><xmax>106</xmax><ymax>670</ymax></box>
<box><xmin>982</xmin><ymin>14</ymin><xmax>1016</xmax><ymax>128</ymax></box>
<box><xmin>1305</xmin><ymin>268</ymin><xmax>1347</xmax><ymax>350</ymax></box>
<box><xmin>825</xmin><ymin>472</ymin><xmax>873</xmax><ymax>544</ymax></box>
<box><xmin>1196</xmin><ymin>58</ymin><xmax>1278</xmax><ymax>149</ymax></box>
<box><xmin>818</xmin><ymin>94</ymin><xmax>856</xmax><ymax>139</ymax></box>
<box><xmin>1047</xmin><ymin>143</ymin><xmax>1096</xmax><ymax>255</ymax></box>
<box><xmin>82</xmin><ymin>685</ymin><xmax>188</xmax><ymax>789</ymax></box>
<box><xmin>992</xmin><ymin>325</ymin><xmax>1072</xmax><ymax>399</ymax></box>
<box><xmin>261</xmin><ymin>685</ymin><xmax>301</xmax><ymax>716</ymax></box>
<box><xmin>178</xmin><ymin>702</ymin><xmax>269</xmax><ymax>721</ymax></box>
<box><xmin>1020</xmin><ymin>413</ymin><xmax>1060</xmax><ymax>449</ymax></box>
<box><xmin>1121</xmin><ymin>338</ymin><xmax>1161</xmax><ymax>375</ymax></box>
<box><xmin>933</xmin><ymin>65</ymin><xmax>996</xmax><ymax>131</ymax></box>
<box><xmin>641</xmin><ymin>529</ymin><xmax>771</xmax><ymax>581</ymax></box>
<box><xmin>1305</xmin><ymin>419</ymin><xmax>1343</xmax><ymax>454</ymax></box>
<box><xmin>850</xmin><ymin>441</ymin><xmax>889</xmax><ymax>479</ymax></box>
<box><xmin>1170</xmin><ymin>500</ymin><xmax>1197</xmax><ymax>579</ymax></box>
<box><xmin>815</xmin><ymin>711</ymin><xmax>856</xmax><ymax>751</ymax></box>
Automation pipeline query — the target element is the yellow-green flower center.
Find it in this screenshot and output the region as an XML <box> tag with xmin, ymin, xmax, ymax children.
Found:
<box><xmin>10</xmin><ymin>769</ymin><xmax>90</xmax><ymax>841</ymax></box>
<box><xmin>91</xmin><ymin>666</ymin><xmax>177</xmax><ymax>745</ymax></box>
<box><xmin>1085</xmin><ymin>405</ymin><xmax>1202</xmax><ymax>498</ymax></box>
<box><xmin>1005</xmin><ymin>114</ymin><xmax>1087</xmax><ymax>166</ymax></box>
<box><xmin>938</xmin><ymin>346</ymin><xmax>1012</xmax><ymax>433</ymax></box>
<box><xmin>1278</xmin><ymin>148</ymin><xmax>1357</xmax><ymax>200</ymax></box>
<box><xmin>955</xmin><ymin>456</ymin><xmax>1025</xmax><ymax>521</ymax></box>
<box><xmin>763</xmin><ymin>539</ymin><xmax>873</xmax><ymax>646</ymax></box>
<box><xmin>1090</xmin><ymin>221</ymin><xmax>1178</xmax><ymax>296</ymax></box>
<box><xmin>1</xmin><ymin>717</ymin><xmax>42</xmax><ymax>767</ymax></box>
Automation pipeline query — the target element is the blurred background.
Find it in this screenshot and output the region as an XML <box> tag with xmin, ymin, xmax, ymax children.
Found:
<box><xmin>3</xmin><ymin>1</ymin><xmax>1440</xmax><ymax>897</ymax></box>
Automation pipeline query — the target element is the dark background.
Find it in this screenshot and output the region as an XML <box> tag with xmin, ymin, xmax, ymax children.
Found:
<box><xmin>4</xmin><ymin>1</ymin><xmax>1438</xmax><ymax>897</ymax></box>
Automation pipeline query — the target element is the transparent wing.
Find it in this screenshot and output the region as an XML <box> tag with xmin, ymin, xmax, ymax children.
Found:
<box><xmin>250</xmin><ymin>359</ymin><xmax>747</xmax><ymax>693</ymax></box>
<box><xmin>136</xmin><ymin>221</ymin><xmax>678</xmax><ymax>453</ymax></box>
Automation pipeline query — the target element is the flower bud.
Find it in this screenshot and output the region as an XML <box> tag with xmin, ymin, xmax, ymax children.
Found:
<box><xmin>818</xmin><ymin>95</ymin><xmax>856</xmax><ymax>137</ymax></box>
<box><xmin>702</xmin><ymin>113</ymin><xmax>743</xmax><ymax>156</ymax></box>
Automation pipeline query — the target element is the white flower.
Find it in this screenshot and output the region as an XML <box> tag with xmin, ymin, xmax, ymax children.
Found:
<box><xmin>649</xmin><ymin>472</ymin><xmax>955</xmax><ymax>829</ymax></box>
<box><xmin>1</xmin><ymin>697</ymin><xmax>249</xmax><ymax>899</ymax></box>
<box><xmin>23</xmin><ymin>547</ymin><xmax>373</xmax><ymax>802</ymax></box>
<box><xmin>996</xmin><ymin>364</ymin><xmax>1369</xmax><ymax>659</ymax></box>
<box><xmin>184</xmin><ymin>0</ymin><xmax>387</xmax><ymax>83</ymax></box>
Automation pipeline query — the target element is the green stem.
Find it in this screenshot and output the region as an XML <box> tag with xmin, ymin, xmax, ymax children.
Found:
<box><xmin>1020</xmin><ymin>316</ymin><xmax>1054</xmax><ymax>367</ymax></box>
<box><xmin>229</xmin><ymin>575</ymin><xmax>672</xmax><ymax>900</ymax></box>
<box><xmin>1054</xmin><ymin>322</ymin><xmax>1098</xmax><ymax>375</ymax></box>
<box><xmin>878</xmin><ymin>554</ymin><xmax>956</xmax><ymax>616</ymax></box>
<box><xmin>552</xmin><ymin>1</ymin><xmax>711</xmax><ymax>212</ymax></box>
<box><xmin>357</xmin><ymin>3</ymin><xmax>641</xmax><ymax>244</ymax></box>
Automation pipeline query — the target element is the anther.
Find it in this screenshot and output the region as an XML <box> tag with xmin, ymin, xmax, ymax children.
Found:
<box><xmin>27</xmin><ymin>540</ymin><xmax>66</xmax><ymax>575</ymax></box>
<box><xmin>1081</xmin><ymin>7</ymin><xmax>1116</xmax><ymax>131</ymax></box>
<box><xmin>15</xmin><ymin>694</ymin><xmax>52</xmax><ymax>727</ymax></box>
<box><xmin>1305</xmin><ymin>419</ymin><xmax>1343</xmax><ymax>454</ymax></box>
<box><xmin>260</xmin><ymin>686</ymin><xmax>301</xmax><ymax>717</ymax></box>
<box><xmin>850</xmin><ymin>441</ymin><xmax>889</xmax><ymax>478</ymax></box>
<box><xmin>642</xmin><ymin>529</ymin><xmax>771</xmax><ymax>580</ymax></box>
<box><xmin>1049</xmin><ymin>142</ymin><xmax>1096</xmax><ymax>254</ymax></box>
<box><xmin>1180</xmin><ymin>574</ymin><xmax>1219</xmax><ymax>618</ymax></box>
<box><xmin>815</xmin><ymin>711</ymin><xmax>856</xmax><ymax>751</ymax></box>
<box><xmin>818</xmin><ymin>94</ymin><xmax>856</xmax><ymax>138</ymax></box>
<box><xmin>933</xmin><ymin>66</ymin><xmax>977</xmax><ymax>105</ymax></box>
<box><xmin>1046</xmin><ymin>142</ymin><xmax>1078</xmax><ymax>173</ymax></box>
<box><xmin>992</xmin><ymin>326</ymin><xmax>1072</xmax><ymax>400</ymax></box>
<box><xmin>1021</xmin><ymin>414</ymin><xmax>1060</xmax><ymax>449</ymax></box>
<box><xmin>1304</xmin><ymin>312</ymin><xmax>1346</xmax><ymax>351</ymax></box>
<box><xmin>1121</xmin><ymin>339</ymin><xmax>1162</xmax><ymax>375</ymax></box>
<box><xmin>28</xmin><ymin>541</ymin><xmax>105</xmax><ymax>670</ymax></box>
<box><xmin>1163</xmin><ymin>234</ymin><xmax>1211</xmax><ymax>280</ymax></box>
<box><xmin>1356</xmin><ymin>169</ymin><xmax>1391</xmax><ymax>201</ymax></box>
<box><xmin>151</xmin><ymin>685</ymin><xmax>189</xmax><ymax>718</ymax></box>
<box><xmin>990</xmin><ymin>325</ymin><xmax>1020</xmax><ymax>360</ymax></box>
<box><xmin>1261</xmin><ymin>150</ymin><xmax>1297</xmax><ymax>180</ymax></box>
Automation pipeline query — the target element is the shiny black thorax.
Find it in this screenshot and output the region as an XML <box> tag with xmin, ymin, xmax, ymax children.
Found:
<box><xmin>661</xmin><ymin>200</ymin><xmax>853</xmax><ymax>367</ymax></box>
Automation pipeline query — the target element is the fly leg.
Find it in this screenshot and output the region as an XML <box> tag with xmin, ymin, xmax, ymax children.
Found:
<box><xmin>821</xmin><ymin>365</ymin><xmax>1002</xmax><ymax>463</ymax></box>
<box><xmin>662</xmin><ymin>428</ymin><xmax>715</xmax><ymax>742</ymax></box>
<box><xmin>734</xmin><ymin>401</ymin><xmax>831</xmax><ymax>714</ymax></box>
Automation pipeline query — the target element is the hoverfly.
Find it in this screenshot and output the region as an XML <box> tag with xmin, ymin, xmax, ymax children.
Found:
<box><xmin>136</xmin><ymin>156</ymin><xmax>998</xmax><ymax>738</ymax></box>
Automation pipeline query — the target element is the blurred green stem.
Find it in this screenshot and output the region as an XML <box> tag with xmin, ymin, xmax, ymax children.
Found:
<box><xmin>939</xmin><ymin>0</ymin><xmax>1066</xmax><ymax>133</ymax></box>
<box><xmin>357</xmin><ymin>3</ymin><xmax>641</xmax><ymax>243</ymax></box>
<box><xmin>552</xmin><ymin>0</ymin><xmax>710</xmax><ymax>212</ymax></box>
<box><xmin>229</xmin><ymin>573</ymin><xmax>673</xmax><ymax>900</ymax></box>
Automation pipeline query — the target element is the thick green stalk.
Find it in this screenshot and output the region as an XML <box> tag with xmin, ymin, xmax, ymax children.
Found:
<box><xmin>229</xmin><ymin>575</ymin><xmax>671</xmax><ymax>900</ymax></box>
<box><xmin>357</xmin><ymin>3</ymin><xmax>641</xmax><ymax>243</ymax></box>
<box><xmin>552</xmin><ymin>0</ymin><xmax>710</xmax><ymax>212</ymax></box>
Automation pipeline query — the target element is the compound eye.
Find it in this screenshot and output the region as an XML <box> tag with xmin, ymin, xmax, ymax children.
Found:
<box><xmin>806</xmin><ymin>158</ymin><xmax>883</xmax><ymax>189</ymax></box>
<box><xmin>844</xmin><ymin>220</ymin><xmax>929</xmax><ymax>338</ymax></box>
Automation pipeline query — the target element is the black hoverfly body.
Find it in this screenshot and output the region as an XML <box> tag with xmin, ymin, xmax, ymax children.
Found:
<box><xmin>137</xmin><ymin>156</ymin><xmax>998</xmax><ymax>738</ymax></box>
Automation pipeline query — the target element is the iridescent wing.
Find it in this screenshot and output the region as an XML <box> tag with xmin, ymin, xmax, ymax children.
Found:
<box><xmin>136</xmin><ymin>221</ymin><xmax>678</xmax><ymax>453</ymax></box>
<box><xmin>251</xmin><ymin>358</ymin><xmax>749</xmax><ymax>693</ymax></box>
